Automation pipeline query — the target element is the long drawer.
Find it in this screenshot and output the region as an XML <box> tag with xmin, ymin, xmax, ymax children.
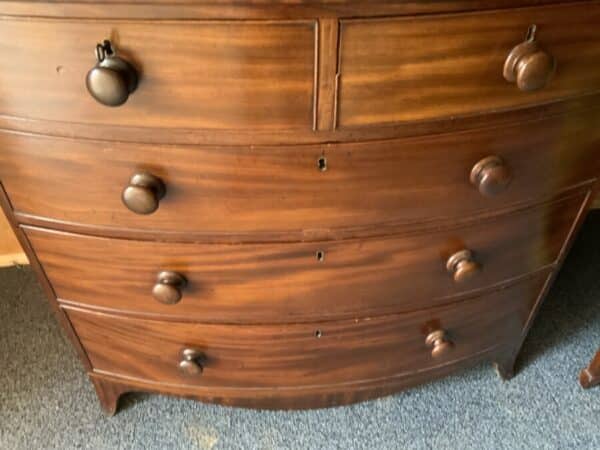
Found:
<box><xmin>337</xmin><ymin>2</ymin><xmax>600</xmax><ymax>128</ymax></box>
<box><xmin>65</xmin><ymin>272</ymin><xmax>549</xmax><ymax>389</ymax></box>
<box><xmin>0</xmin><ymin>19</ymin><xmax>316</xmax><ymax>131</ymax></box>
<box><xmin>25</xmin><ymin>192</ymin><xmax>584</xmax><ymax>322</ymax></box>
<box><xmin>1</xmin><ymin>110</ymin><xmax>598</xmax><ymax>238</ymax></box>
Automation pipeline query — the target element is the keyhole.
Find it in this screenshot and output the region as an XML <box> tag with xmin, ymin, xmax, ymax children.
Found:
<box><xmin>316</xmin><ymin>250</ymin><xmax>325</xmax><ymax>262</ymax></box>
<box><xmin>318</xmin><ymin>156</ymin><xmax>327</xmax><ymax>172</ymax></box>
<box><xmin>315</xmin><ymin>329</ymin><xmax>323</xmax><ymax>339</ymax></box>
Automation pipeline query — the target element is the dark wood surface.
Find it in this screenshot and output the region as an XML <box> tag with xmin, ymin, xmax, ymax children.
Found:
<box><xmin>0</xmin><ymin>19</ymin><xmax>316</xmax><ymax>131</ymax></box>
<box><xmin>0</xmin><ymin>0</ymin><xmax>590</xmax><ymax>19</ymax></box>
<box><xmin>25</xmin><ymin>192</ymin><xmax>584</xmax><ymax>322</ymax></box>
<box><xmin>65</xmin><ymin>271</ymin><xmax>548</xmax><ymax>392</ymax></box>
<box><xmin>1</xmin><ymin>108</ymin><xmax>598</xmax><ymax>241</ymax></box>
<box><xmin>337</xmin><ymin>2</ymin><xmax>600</xmax><ymax>128</ymax></box>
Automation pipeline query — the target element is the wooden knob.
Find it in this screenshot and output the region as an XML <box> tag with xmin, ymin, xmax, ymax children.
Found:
<box><xmin>470</xmin><ymin>156</ymin><xmax>511</xmax><ymax>197</ymax></box>
<box><xmin>446</xmin><ymin>249</ymin><xmax>480</xmax><ymax>283</ymax></box>
<box><xmin>122</xmin><ymin>172</ymin><xmax>166</xmax><ymax>215</ymax></box>
<box><xmin>152</xmin><ymin>271</ymin><xmax>187</xmax><ymax>305</ymax></box>
<box><xmin>503</xmin><ymin>25</ymin><xmax>555</xmax><ymax>92</ymax></box>
<box><xmin>425</xmin><ymin>330</ymin><xmax>453</xmax><ymax>358</ymax></box>
<box><xmin>86</xmin><ymin>40</ymin><xmax>138</xmax><ymax>106</ymax></box>
<box><xmin>179</xmin><ymin>348</ymin><xmax>204</xmax><ymax>376</ymax></box>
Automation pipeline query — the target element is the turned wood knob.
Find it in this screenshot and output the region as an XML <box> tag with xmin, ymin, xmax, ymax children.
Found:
<box><xmin>470</xmin><ymin>156</ymin><xmax>511</xmax><ymax>197</ymax></box>
<box><xmin>179</xmin><ymin>348</ymin><xmax>204</xmax><ymax>376</ymax></box>
<box><xmin>446</xmin><ymin>249</ymin><xmax>480</xmax><ymax>283</ymax></box>
<box><xmin>152</xmin><ymin>271</ymin><xmax>187</xmax><ymax>305</ymax></box>
<box><xmin>121</xmin><ymin>172</ymin><xmax>166</xmax><ymax>215</ymax></box>
<box><xmin>86</xmin><ymin>40</ymin><xmax>138</xmax><ymax>107</ymax></box>
<box><xmin>503</xmin><ymin>25</ymin><xmax>555</xmax><ymax>92</ymax></box>
<box><xmin>425</xmin><ymin>330</ymin><xmax>453</xmax><ymax>358</ymax></box>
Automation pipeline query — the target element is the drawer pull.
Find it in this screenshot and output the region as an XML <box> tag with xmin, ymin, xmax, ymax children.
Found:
<box><xmin>425</xmin><ymin>330</ymin><xmax>453</xmax><ymax>358</ymax></box>
<box><xmin>470</xmin><ymin>155</ymin><xmax>511</xmax><ymax>197</ymax></box>
<box><xmin>179</xmin><ymin>348</ymin><xmax>204</xmax><ymax>376</ymax></box>
<box><xmin>86</xmin><ymin>40</ymin><xmax>138</xmax><ymax>107</ymax></box>
<box><xmin>122</xmin><ymin>172</ymin><xmax>166</xmax><ymax>215</ymax></box>
<box><xmin>446</xmin><ymin>249</ymin><xmax>480</xmax><ymax>283</ymax></box>
<box><xmin>503</xmin><ymin>24</ymin><xmax>555</xmax><ymax>92</ymax></box>
<box><xmin>152</xmin><ymin>271</ymin><xmax>187</xmax><ymax>305</ymax></box>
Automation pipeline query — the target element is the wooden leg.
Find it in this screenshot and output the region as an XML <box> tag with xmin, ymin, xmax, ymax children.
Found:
<box><xmin>90</xmin><ymin>375</ymin><xmax>130</xmax><ymax>416</ymax></box>
<box><xmin>580</xmin><ymin>349</ymin><xmax>600</xmax><ymax>389</ymax></box>
<box><xmin>493</xmin><ymin>349</ymin><xmax>518</xmax><ymax>381</ymax></box>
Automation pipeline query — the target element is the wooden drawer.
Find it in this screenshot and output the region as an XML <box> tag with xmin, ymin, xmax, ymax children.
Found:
<box><xmin>65</xmin><ymin>273</ymin><xmax>548</xmax><ymax>389</ymax></box>
<box><xmin>25</xmin><ymin>192</ymin><xmax>584</xmax><ymax>322</ymax></box>
<box><xmin>1</xmin><ymin>110</ymin><xmax>598</xmax><ymax>238</ymax></box>
<box><xmin>337</xmin><ymin>2</ymin><xmax>600</xmax><ymax>128</ymax></box>
<box><xmin>0</xmin><ymin>19</ymin><xmax>316</xmax><ymax>130</ymax></box>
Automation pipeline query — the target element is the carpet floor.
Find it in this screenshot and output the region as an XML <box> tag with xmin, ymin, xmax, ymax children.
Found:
<box><xmin>1</xmin><ymin>211</ymin><xmax>599</xmax><ymax>450</ymax></box>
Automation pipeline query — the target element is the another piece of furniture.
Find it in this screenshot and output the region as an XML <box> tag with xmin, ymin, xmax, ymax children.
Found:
<box><xmin>1</xmin><ymin>0</ymin><xmax>599</xmax><ymax>415</ymax></box>
<box><xmin>0</xmin><ymin>210</ymin><xmax>27</xmax><ymax>267</ymax></box>
<box><xmin>580</xmin><ymin>350</ymin><xmax>600</xmax><ymax>388</ymax></box>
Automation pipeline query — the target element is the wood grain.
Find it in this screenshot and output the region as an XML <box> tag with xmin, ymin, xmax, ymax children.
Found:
<box><xmin>0</xmin><ymin>0</ymin><xmax>586</xmax><ymax>20</ymax></box>
<box><xmin>337</xmin><ymin>2</ymin><xmax>600</xmax><ymax>128</ymax></box>
<box><xmin>65</xmin><ymin>272</ymin><xmax>548</xmax><ymax>395</ymax></box>
<box><xmin>0</xmin><ymin>19</ymin><xmax>316</xmax><ymax>131</ymax></box>
<box><xmin>1</xmin><ymin>109</ymin><xmax>599</xmax><ymax>241</ymax></box>
<box><xmin>24</xmin><ymin>192</ymin><xmax>584</xmax><ymax>322</ymax></box>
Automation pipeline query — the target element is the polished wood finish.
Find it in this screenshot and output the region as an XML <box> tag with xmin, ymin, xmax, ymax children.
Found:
<box><xmin>25</xmin><ymin>192</ymin><xmax>583</xmax><ymax>322</ymax></box>
<box><xmin>1</xmin><ymin>109</ymin><xmax>598</xmax><ymax>240</ymax></box>
<box><xmin>65</xmin><ymin>272</ymin><xmax>547</xmax><ymax>394</ymax></box>
<box><xmin>0</xmin><ymin>19</ymin><xmax>316</xmax><ymax>131</ymax></box>
<box><xmin>337</xmin><ymin>2</ymin><xmax>600</xmax><ymax>128</ymax></box>
<box><xmin>0</xmin><ymin>0</ymin><xmax>589</xmax><ymax>20</ymax></box>
<box><xmin>1</xmin><ymin>0</ymin><xmax>598</xmax><ymax>414</ymax></box>
<box><xmin>580</xmin><ymin>349</ymin><xmax>600</xmax><ymax>389</ymax></box>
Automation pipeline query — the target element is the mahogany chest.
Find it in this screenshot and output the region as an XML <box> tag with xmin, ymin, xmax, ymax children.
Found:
<box><xmin>0</xmin><ymin>0</ymin><xmax>599</xmax><ymax>414</ymax></box>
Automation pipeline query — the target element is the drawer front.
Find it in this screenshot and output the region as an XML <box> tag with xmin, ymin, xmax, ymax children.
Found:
<box><xmin>337</xmin><ymin>2</ymin><xmax>600</xmax><ymax>128</ymax></box>
<box><xmin>1</xmin><ymin>110</ymin><xmax>598</xmax><ymax>237</ymax></box>
<box><xmin>0</xmin><ymin>19</ymin><xmax>316</xmax><ymax>130</ymax></box>
<box><xmin>65</xmin><ymin>273</ymin><xmax>548</xmax><ymax>388</ymax></box>
<box><xmin>26</xmin><ymin>193</ymin><xmax>584</xmax><ymax>322</ymax></box>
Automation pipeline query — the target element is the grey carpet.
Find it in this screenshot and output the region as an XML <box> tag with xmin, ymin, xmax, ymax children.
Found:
<box><xmin>1</xmin><ymin>212</ymin><xmax>599</xmax><ymax>450</ymax></box>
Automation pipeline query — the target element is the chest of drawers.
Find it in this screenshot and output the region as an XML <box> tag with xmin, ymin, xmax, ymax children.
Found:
<box><xmin>1</xmin><ymin>0</ymin><xmax>599</xmax><ymax>415</ymax></box>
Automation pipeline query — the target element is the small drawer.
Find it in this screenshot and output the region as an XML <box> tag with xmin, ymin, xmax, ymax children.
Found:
<box><xmin>65</xmin><ymin>272</ymin><xmax>549</xmax><ymax>389</ymax></box>
<box><xmin>25</xmin><ymin>192</ymin><xmax>585</xmax><ymax>322</ymax></box>
<box><xmin>1</xmin><ymin>109</ymin><xmax>598</xmax><ymax>237</ymax></box>
<box><xmin>337</xmin><ymin>2</ymin><xmax>600</xmax><ymax>128</ymax></box>
<box><xmin>0</xmin><ymin>19</ymin><xmax>316</xmax><ymax>131</ymax></box>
